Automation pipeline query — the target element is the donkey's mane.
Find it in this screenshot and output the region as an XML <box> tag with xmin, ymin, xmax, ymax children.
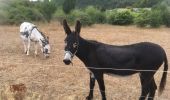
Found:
<box><xmin>35</xmin><ymin>27</ymin><xmax>47</xmax><ymax>40</ymax></box>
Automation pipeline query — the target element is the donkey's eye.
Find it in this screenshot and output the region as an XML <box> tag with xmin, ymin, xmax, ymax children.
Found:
<box><xmin>73</xmin><ymin>43</ymin><xmax>78</xmax><ymax>48</ymax></box>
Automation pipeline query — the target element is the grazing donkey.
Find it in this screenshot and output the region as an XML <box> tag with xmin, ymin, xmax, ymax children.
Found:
<box><xmin>20</xmin><ymin>22</ymin><xmax>50</xmax><ymax>58</ymax></box>
<box><xmin>63</xmin><ymin>19</ymin><xmax>168</xmax><ymax>100</ymax></box>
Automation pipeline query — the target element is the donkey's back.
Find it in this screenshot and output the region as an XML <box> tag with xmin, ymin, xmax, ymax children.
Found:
<box><xmin>20</xmin><ymin>22</ymin><xmax>35</xmax><ymax>33</ymax></box>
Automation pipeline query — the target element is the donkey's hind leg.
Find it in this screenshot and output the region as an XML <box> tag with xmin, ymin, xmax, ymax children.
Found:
<box><xmin>86</xmin><ymin>72</ymin><xmax>96</xmax><ymax>100</ymax></box>
<box><xmin>95</xmin><ymin>72</ymin><xmax>106</xmax><ymax>100</ymax></box>
<box><xmin>139</xmin><ymin>72</ymin><xmax>155</xmax><ymax>100</ymax></box>
<box><xmin>147</xmin><ymin>78</ymin><xmax>157</xmax><ymax>100</ymax></box>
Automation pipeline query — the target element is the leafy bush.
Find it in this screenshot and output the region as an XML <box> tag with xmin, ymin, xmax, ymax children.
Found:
<box><xmin>135</xmin><ymin>9</ymin><xmax>162</xmax><ymax>28</ymax></box>
<box><xmin>106</xmin><ymin>10</ymin><xmax>117</xmax><ymax>24</ymax></box>
<box><xmin>35</xmin><ymin>1</ymin><xmax>57</xmax><ymax>22</ymax></box>
<box><xmin>69</xmin><ymin>10</ymin><xmax>93</xmax><ymax>26</ymax></box>
<box><xmin>114</xmin><ymin>10</ymin><xmax>134</xmax><ymax>25</ymax></box>
<box><xmin>0</xmin><ymin>10</ymin><xmax>7</xmax><ymax>24</ymax></box>
<box><xmin>134</xmin><ymin>10</ymin><xmax>150</xmax><ymax>27</ymax></box>
<box><xmin>6</xmin><ymin>6</ymin><xmax>45</xmax><ymax>25</ymax></box>
<box><xmin>148</xmin><ymin>10</ymin><xmax>162</xmax><ymax>27</ymax></box>
<box><xmin>162</xmin><ymin>10</ymin><xmax>170</xmax><ymax>27</ymax></box>
<box><xmin>85</xmin><ymin>6</ymin><xmax>106</xmax><ymax>24</ymax></box>
<box><xmin>1</xmin><ymin>0</ymin><xmax>57</xmax><ymax>25</ymax></box>
<box><xmin>63</xmin><ymin>0</ymin><xmax>76</xmax><ymax>14</ymax></box>
<box><xmin>160</xmin><ymin>6</ymin><xmax>170</xmax><ymax>27</ymax></box>
<box><xmin>107</xmin><ymin>10</ymin><xmax>133</xmax><ymax>25</ymax></box>
<box><xmin>53</xmin><ymin>9</ymin><xmax>66</xmax><ymax>24</ymax></box>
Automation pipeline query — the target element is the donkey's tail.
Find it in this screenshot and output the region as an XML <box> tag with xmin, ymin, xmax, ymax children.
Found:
<box><xmin>158</xmin><ymin>52</ymin><xmax>168</xmax><ymax>96</ymax></box>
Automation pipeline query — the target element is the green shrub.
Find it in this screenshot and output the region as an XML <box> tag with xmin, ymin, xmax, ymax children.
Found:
<box><xmin>106</xmin><ymin>10</ymin><xmax>117</xmax><ymax>24</ymax></box>
<box><xmin>53</xmin><ymin>9</ymin><xmax>67</xmax><ymax>24</ymax></box>
<box><xmin>62</xmin><ymin>0</ymin><xmax>76</xmax><ymax>14</ymax></box>
<box><xmin>163</xmin><ymin>11</ymin><xmax>170</xmax><ymax>27</ymax></box>
<box><xmin>135</xmin><ymin>9</ymin><xmax>162</xmax><ymax>28</ymax></box>
<box><xmin>135</xmin><ymin>10</ymin><xmax>151</xmax><ymax>27</ymax></box>
<box><xmin>161</xmin><ymin>7</ymin><xmax>170</xmax><ymax>27</ymax></box>
<box><xmin>7</xmin><ymin>6</ymin><xmax>45</xmax><ymax>24</ymax></box>
<box><xmin>0</xmin><ymin>10</ymin><xmax>7</xmax><ymax>24</ymax></box>
<box><xmin>69</xmin><ymin>9</ymin><xmax>93</xmax><ymax>26</ymax></box>
<box><xmin>2</xmin><ymin>0</ymin><xmax>57</xmax><ymax>25</ymax></box>
<box><xmin>85</xmin><ymin>6</ymin><xmax>106</xmax><ymax>24</ymax></box>
<box><xmin>6</xmin><ymin>6</ymin><xmax>45</xmax><ymax>25</ymax></box>
<box><xmin>106</xmin><ymin>10</ymin><xmax>133</xmax><ymax>25</ymax></box>
<box><xmin>35</xmin><ymin>1</ymin><xmax>57</xmax><ymax>22</ymax></box>
<box><xmin>148</xmin><ymin>10</ymin><xmax>162</xmax><ymax>27</ymax></box>
<box><xmin>114</xmin><ymin>10</ymin><xmax>133</xmax><ymax>25</ymax></box>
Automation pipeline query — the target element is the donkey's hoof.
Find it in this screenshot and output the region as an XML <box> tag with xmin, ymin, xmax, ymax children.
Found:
<box><xmin>86</xmin><ymin>96</ymin><xmax>93</xmax><ymax>100</ymax></box>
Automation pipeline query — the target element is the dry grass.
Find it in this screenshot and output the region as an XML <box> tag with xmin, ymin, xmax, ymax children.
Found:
<box><xmin>0</xmin><ymin>23</ymin><xmax>170</xmax><ymax>100</ymax></box>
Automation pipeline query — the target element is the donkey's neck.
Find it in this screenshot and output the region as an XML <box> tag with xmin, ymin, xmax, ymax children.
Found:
<box><xmin>76</xmin><ymin>36</ymin><xmax>95</xmax><ymax>65</ymax></box>
<box><xmin>31</xmin><ymin>28</ymin><xmax>45</xmax><ymax>47</ymax></box>
<box><xmin>32</xmin><ymin>28</ymin><xmax>44</xmax><ymax>40</ymax></box>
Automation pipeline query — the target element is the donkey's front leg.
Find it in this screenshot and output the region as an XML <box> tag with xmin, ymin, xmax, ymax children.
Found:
<box><xmin>26</xmin><ymin>39</ymin><xmax>31</xmax><ymax>55</ymax></box>
<box><xmin>34</xmin><ymin>42</ymin><xmax>38</xmax><ymax>56</ymax></box>
<box><xmin>95</xmin><ymin>72</ymin><xmax>106</xmax><ymax>100</ymax></box>
<box><xmin>86</xmin><ymin>72</ymin><xmax>96</xmax><ymax>100</ymax></box>
<box><xmin>23</xmin><ymin>41</ymin><xmax>27</xmax><ymax>54</ymax></box>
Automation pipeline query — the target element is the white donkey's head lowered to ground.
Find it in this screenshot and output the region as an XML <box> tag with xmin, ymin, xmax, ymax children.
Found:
<box><xmin>40</xmin><ymin>36</ymin><xmax>50</xmax><ymax>57</ymax></box>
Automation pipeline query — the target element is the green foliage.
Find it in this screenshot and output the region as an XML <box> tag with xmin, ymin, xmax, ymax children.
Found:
<box><xmin>135</xmin><ymin>9</ymin><xmax>162</xmax><ymax>28</ymax></box>
<box><xmin>107</xmin><ymin>10</ymin><xmax>134</xmax><ymax>25</ymax></box>
<box><xmin>63</xmin><ymin>0</ymin><xmax>76</xmax><ymax>14</ymax></box>
<box><xmin>114</xmin><ymin>10</ymin><xmax>134</xmax><ymax>25</ymax></box>
<box><xmin>148</xmin><ymin>10</ymin><xmax>162</xmax><ymax>27</ymax></box>
<box><xmin>53</xmin><ymin>9</ymin><xmax>67</xmax><ymax>24</ymax></box>
<box><xmin>106</xmin><ymin>10</ymin><xmax>117</xmax><ymax>24</ymax></box>
<box><xmin>2</xmin><ymin>0</ymin><xmax>57</xmax><ymax>25</ymax></box>
<box><xmin>85</xmin><ymin>6</ymin><xmax>106</xmax><ymax>24</ymax></box>
<box><xmin>35</xmin><ymin>1</ymin><xmax>57</xmax><ymax>22</ymax></box>
<box><xmin>162</xmin><ymin>10</ymin><xmax>170</xmax><ymax>27</ymax></box>
<box><xmin>135</xmin><ymin>5</ymin><xmax>169</xmax><ymax>28</ymax></box>
<box><xmin>69</xmin><ymin>9</ymin><xmax>93</xmax><ymax>26</ymax></box>
<box><xmin>76</xmin><ymin>0</ymin><xmax>141</xmax><ymax>9</ymax></box>
<box><xmin>0</xmin><ymin>9</ymin><xmax>7</xmax><ymax>24</ymax></box>
<box><xmin>134</xmin><ymin>10</ymin><xmax>150</xmax><ymax>27</ymax></box>
<box><xmin>156</xmin><ymin>5</ymin><xmax>170</xmax><ymax>27</ymax></box>
<box><xmin>6</xmin><ymin>4</ymin><xmax>45</xmax><ymax>25</ymax></box>
<box><xmin>0</xmin><ymin>0</ymin><xmax>169</xmax><ymax>27</ymax></box>
<box><xmin>135</xmin><ymin>0</ymin><xmax>162</xmax><ymax>7</ymax></box>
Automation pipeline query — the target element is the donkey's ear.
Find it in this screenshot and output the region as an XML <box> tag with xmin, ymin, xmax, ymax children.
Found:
<box><xmin>75</xmin><ymin>20</ymin><xmax>81</xmax><ymax>35</ymax></box>
<box><xmin>63</xmin><ymin>19</ymin><xmax>71</xmax><ymax>35</ymax></box>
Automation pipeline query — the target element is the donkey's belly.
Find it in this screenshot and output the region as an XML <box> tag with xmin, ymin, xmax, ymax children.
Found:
<box><xmin>105</xmin><ymin>69</ymin><xmax>138</xmax><ymax>76</ymax></box>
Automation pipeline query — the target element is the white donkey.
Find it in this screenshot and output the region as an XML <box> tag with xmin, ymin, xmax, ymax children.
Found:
<box><xmin>20</xmin><ymin>22</ymin><xmax>50</xmax><ymax>58</ymax></box>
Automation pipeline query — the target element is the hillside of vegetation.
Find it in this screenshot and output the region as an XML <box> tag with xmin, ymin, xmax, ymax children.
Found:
<box><xmin>0</xmin><ymin>0</ymin><xmax>169</xmax><ymax>28</ymax></box>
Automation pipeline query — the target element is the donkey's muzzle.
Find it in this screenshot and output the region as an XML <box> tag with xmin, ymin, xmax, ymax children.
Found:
<box><xmin>63</xmin><ymin>51</ymin><xmax>73</xmax><ymax>65</ymax></box>
<box><xmin>63</xmin><ymin>59</ymin><xmax>71</xmax><ymax>65</ymax></box>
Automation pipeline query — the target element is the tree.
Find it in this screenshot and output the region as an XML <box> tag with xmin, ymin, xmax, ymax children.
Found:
<box><xmin>63</xmin><ymin>0</ymin><xmax>76</xmax><ymax>14</ymax></box>
<box><xmin>135</xmin><ymin>0</ymin><xmax>162</xmax><ymax>7</ymax></box>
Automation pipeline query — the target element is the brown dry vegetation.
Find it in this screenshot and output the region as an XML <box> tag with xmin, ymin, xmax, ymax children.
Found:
<box><xmin>0</xmin><ymin>23</ymin><xmax>170</xmax><ymax>100</ymax></box>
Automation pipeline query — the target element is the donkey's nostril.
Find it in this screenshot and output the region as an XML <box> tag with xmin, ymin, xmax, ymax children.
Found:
<box><xmin>63</xmin><ymin>59</ymin><xmax>71</xmax><ymax>65</ymax></box>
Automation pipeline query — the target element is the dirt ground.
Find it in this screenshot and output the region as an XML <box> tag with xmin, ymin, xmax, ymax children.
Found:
<box><xmin>0</xmin><ymin>23</ymin><xmax>170</xmax><ymax>100</ymax></box>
